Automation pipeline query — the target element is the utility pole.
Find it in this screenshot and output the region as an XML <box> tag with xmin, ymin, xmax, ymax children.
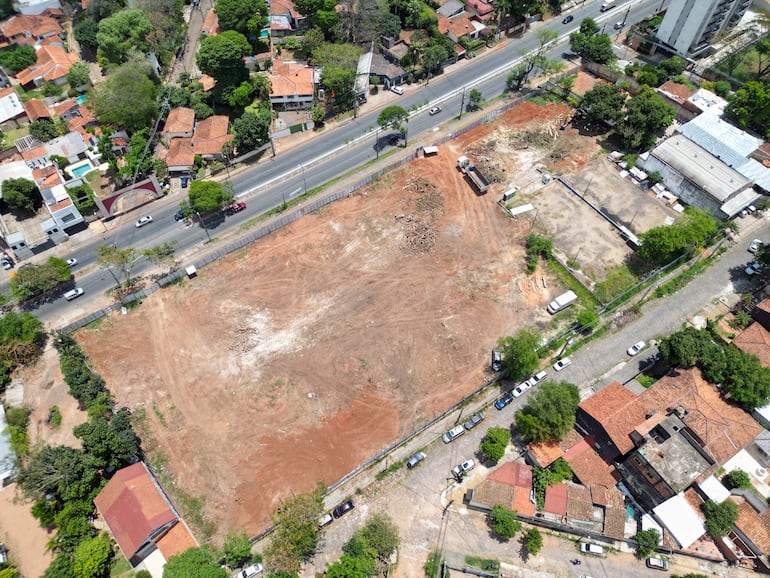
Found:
<box><xmin>196</xmin><ymin>211</ymin><xmax>211</xmax><ymax>242</ymax></box>
<box><xmin>459</xmin><ymin>88</ymin><xmax>466</xmax><ymax>119</ymax></box>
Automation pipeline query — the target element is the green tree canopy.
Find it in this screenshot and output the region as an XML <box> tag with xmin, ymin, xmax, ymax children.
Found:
<box><xmin>506</xmin><ymin>29</ymin><xmax>560</xmax><ymax>92</ymax></box>
<box><xmin>584</xmin><ymin>33</ymin><xmax>615</xmax><ymax>65</ymax></box>
<box><xmin>143</xmin><ymin>241</ymin><xmax>179</xmax><ymax>275</ymax></box>
<box><xmin>524</xmin><ymin>528</ymin><xmax>543</xmax><ymax>555</ymax></box>
<box><xmin>73</xmin><ymin>409</ymin><xmax>139</xmax><ymax>468</ymax></box>
<box><xmin>702</xmin><ymin>499</ymin><xmax>738</xmax><ymax>537</ymax></box>
<box><xmin>9</xmin><ymin>257</ymin><xmax>72</xmax><ymax>302</ymax></box>
<box><xmin>18</xmin><ymin>445</ymin><xmax>101</xmax><ymax>503</ymax></box>
<box><xmin>637</xmin><ymin>206</ymin><xmax>717</xmax><ymax>265</ymax></box>
<box><xmin>197</xmin><ymin>31</ymin><xmax>251</xmax><ymax>97</ymax></box>
<box><xmin>489</xmin><ymin>505</ymin><xmax>520</xmax><ymax>540</ymax></box>
<box><xmin>497</xmin><ymin>329</ymin><xmax>540</xmax><ymax>381</ymax></box>
<box><xmin>90</xmin><ymin>63</ymin><xmax>158</xmax><ymax>131</ymax></box>
<box><xmin>263</xmin><ymin>486</ymin><xmax>325</xmax><ymax>574</ymax></box>
<box><xmin>515</xmin><ymin>381</ymin><xmax>580</xmax><ymax>443</ymax></box>
<box><xmin>479</xmin><ymin>426</ymin><xmax>511</xmax><ymax>464</ymax></box>
<box><xmin>232</xmin><ymin>109</ymin><xmax>271</xmax><ymax>153</ymax></box>
<box><xmin>96</xmin><ymin>9</ymin><xmax>153</xmax><ymax>64</ymax></box>
<box><xmin>619</xmin><ymin>86</ymin><xmax>675</xmax><ymax>150</ymax></box>
<box><xmin>215</xmin><ymin>0</ymin><xmax>268</xmax><ymax>37</ymax></box>
<box><xmin>95</xmin><ymin>244</ymin><xmax>143</xmax><ymax>288</ymax></box>
<box><xmin>0</xmin><ymin>311</ymin><xmax>44</xmax><ymax>387</ymax></box>
<box><xmin>326</xmin><ymin>554</ymin><xmax>374</xmax><ymax>578</ymax></box>
<box><xmin>2</xmin><ymin>177</ymin><xmax>39</xmax><ymax>212</ymax></box>
<box><xmin>723</xmin><ymin>469</ymin><xmax>752</xmax><ymax>490</ymax></box>
<box><xmin>73</xmin><ymin>533</ymin><xmax>113</xmax><ymax>578</ymax></box>
<box><xmin>0</xmin><ymin>45</ymin><xmax>36</xmax><ymax>72</ymax></box>
<box><xmin>634</xmin><ymin>528</ymin><xmax>660</xmax><ymax>558</ymax></box>
<box><xmin>725</xmin><ymin>81</ymin><xmax>770</xmax><ymax>138</ymax></box>
<box><xmin>43</xmin><ymin>553</ymin><xmax>76</xmax><ymax>578</ymax></box>
<box><xmin>222</xmin><ymin>530</ymin><xmax>252</xmax><ymax>568</ymax></box>
<box><xmin>315</xmin><ymin>42</ymin><xmax>361</xmax><ymax>110</ymax></box>
<box><xmin>188</xmin><ymin>180</ymin><xmax>233</xmax><ymax>214</ymax></box>
<box><xmin>359</xmin><ymin>513</ymin><xmax>399</xmax><ymax>560</ymax></box>
<box><xmin>581</xmin><ymin>83</ymin><xmax>627</xmax><ymax>125</ymax></box>
<box><xmin>163</xmin><ymin>546</ymin><xmax>228</xmax><ymax>578</ymax></box>
<box><xmin>67</xmin><ymin>61</ymin><xmax>91</xmax><ymax>90</ymax></box>
<box><xmin>74</xmin><ymin>17</ymin><xmax>100</xmax><ymax>52</ymax></box>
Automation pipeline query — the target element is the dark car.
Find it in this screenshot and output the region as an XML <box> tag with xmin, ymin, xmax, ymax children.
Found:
<box><xmin>332</xmin><ymin>499</ymin><xmax>354</xmax><ymax>519</ymax></box>
<box><xmin>388</xmin><ymin>134</ymin><xmax>401</xmax><ymax>146</ymax></box>
<box><xmin>463</xmin><ymin>411</ymin><xmax>485</xmax><ymax>430</ymax></box>
<box><xmin>494</xmin><ymin>392</ymin><xmax>514</xmax><ymax>410</ymax></box>
<box><xmin>174</xmin><ymin>209</ymin><xmax>185</xmax><ymax>221</ymax></box>
<box><xmin>562</xmin><ymin>14</ymin><xmax>574</xmax><ymax>24</ymax></box>
<box><xmin>225</xmin><ymin>202</ymin><xmax>247</xmax><ymax>216</ymax></box>
<box><xmin>406</xmin><ymin>451</ymin><xmax>426</xmax><ymax>469</ymax></box>
<box><xmin>180</xmin><ymin>176</ymin><xmax>190</xmax><ymax>188</ymax></box>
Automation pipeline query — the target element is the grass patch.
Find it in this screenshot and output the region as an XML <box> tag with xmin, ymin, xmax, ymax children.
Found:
<box><xmin>464</xmin><ymin>556</ymin><xmax>499</xmax><ymax>574</ymax></box>
<box><xmin>529</xmin><ymin>92</ymin><xmax>562</xmax><ymax>105</ymax></box>
<box><xmin>546</xmin><ymin>257</ymin><xmax>600</xmax><ymax>311</ymax></box>
<box><xmin>376</xmin><ymin>458</ymin><xmax>405</xmax><ymax>480</ymax></box>
<box><xmin>594</xmin><ymin>265</ymin><xmax>638</xmax><ymax>303</ymax></box>
<box><xmin>3</xmin><ymin>125</ymin><xmax>29</xmax><ymax>150</ymax></box>
<box><xmin>109</xmin><ymin>555</ymin><xmax>133</xmax><ymax>576</ymax></box>
<box><xmin>636</xmin><ymin>373</ymin><xmax>657</xmax><ymax>389</ymax></box>
<box><xmin>152</xmin><ymin>401</ymin><xmax>167</xmax><ymax>428</ymax></box>
<box><xmin>650</xmin><ymin>251</ymin><xmax>719</xmax><ymax>301</ymax></box>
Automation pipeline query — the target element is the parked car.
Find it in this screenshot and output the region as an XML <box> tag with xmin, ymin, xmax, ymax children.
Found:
<box><xmin>451</xmin><ymin>458</ymin><xmax>475</xmax><ymax>478</ymax></box>
<box><xmin>225</xmin><ymin>201</ymin><xmax>247</xmax><ymax>215</ymax></box>
<box><xmin>388</xmin><ymin>134</ymin><xmax>401</xmax><ymax>146</ymax></box>
<box><xmin>579</xmin><ymin>542</ymin><xmax>605</xmax><ymax>557</ymax></box>
<box><xmin>1</xmin><ymin>258</ymin><xmax>12</xmax><ymax>271</ymax></box>
<box><xmin>234</xmin><ymin>563</ymin><xmax>263</xmax><ymax>578</ymax></box>
<box><xmin>135</xmin><ymin>215</ymin><xmax>153</xmax><ymax>228</ymax></box>
<box><xmin>65</xmin><ymin>258</ymin><xmax>78</xmax><ymax>267</ymax></box>
<box><xmin>613</xmin><ymin>21</ymin><xmax>623</xmax><ymax>29</ymax></box>
<box><xmin>390</xmin><ymin>85</ymin><xmax>405</xmax><ymax>95</ymax></box>
<box><xmin>406</xmin><ymin>451</ymin><xmax>426</xmax><ymax>469</ymax></box>
<box><xmin>318</xmin><ymin>513</ymin><xmax>333</xmax><ymax>528</ymax></box>
<box><xmin>235</xmin><ymin>564</ymin><xmax>263</xmax><ymax>578</ymax></box>
<box><xmin>442</xmin><ymin>425</ymin><xmax>465</xmax><ymax>443</ymax></box>
<box><xmin>746</xmin><ymin>262</ymin><xmax>764</xmax><ymax>276</ymax></box>
<box><xmin>494</xmin><ymin>392</ymin><xmax>514</xmax><ymax>410</ymax></box>
<box><xmin>174</xmin><ymin>209</ymin><xmax>186</xmax><ymax>221</ymax></box>
<box><xmin>627</xmin><ymin>340</ymin><xmax>646</xmax><ymax>356</ymax></box>
<box><xmin>749</xmin><ymin>239</ymin><xmax>763</xmax><ymax>253</ymax></box>
<box><xmin>180</xmin><ymin>176</ymin><xmax>190</xmax><ymax>188</ymax></box>
<box><xmin>562</xmin><ymin>14</ymin><xmax>574</xmax><ymax>24</ymax></box>
<box><xmin>553</xmin><ymin>357</ymin><xmax>572</xmax><ymax>371</ymax></box>
<box><xmin>64</xmin><ymin>288</ymin><xmax>84</xmax><ymax>301</ymax></box>
<box><xmin>528</xmin><ymin>370</ymin><xmax>547</xmax><ymax>386</ymax></box>
<box><xmin>512</xmin><ymin>381</ymin><xmax>531</xmax><ymax>398</ymax></box>
<box><xmin>332</xmin><ymin>499</ymin><xmax>355</xmax><ymax>518</ymax></box>
<box><xmin>491</xmin><ymin>348</ymin><xmax>503</xmax><ymax>372</ymax></box>
<box><xmin>463</xmin><ymin>411</ymin><xmax>485</xmax><ymax>431</ymax></box>
<box><xmin>646</xmin><ymin>557</ymin><xmax>668</xmax><ymax>570</ymax></box>
<box><xmin>429</xmin><ymin>106</ymin><xmax>442</xmax><ymax>115</ymax></box>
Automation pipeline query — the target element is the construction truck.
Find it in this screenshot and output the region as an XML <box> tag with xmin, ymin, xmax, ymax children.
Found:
<box><xmin>457</xmin><ymin>156</ymin><xmax>491</xmax><ymax>195</ymax></box>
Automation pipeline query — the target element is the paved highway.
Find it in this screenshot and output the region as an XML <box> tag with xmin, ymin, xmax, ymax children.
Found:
<box><xmin>28</xmin><ymin>0</ymin><xmax>667</xmax><ymax>323</ymax></box>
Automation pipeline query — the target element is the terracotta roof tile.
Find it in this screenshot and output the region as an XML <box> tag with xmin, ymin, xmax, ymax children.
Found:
<box><xmin>471</xmin><ymin>479</ymin><xmax>515</xmax><ymax>510</ymax></box>
<box><xmin>23</xmin><ymin>98</ymin><xmax>50</xmax><ymax>121</ymax></box>
<box><xmin>202</xmin><ymin>9</ymin><xmax>219</xmax><ymax>36</ymax></box>
<box><xmin>657</xmin><ymin>80</ymin><xmax>695</xmax><ymax>105</ymax></box>
<box><xmin>269</xmin><ymin>61</ymin><xmax>314</xmax><ymax>98</ymax></box>
<box><xmin>563</xmin><ymin>437</ymin><xmax>618</xmax><ymax>488</ymax></box>
<box><xmin>566</xmin><ymin>483</ymin><xmax>594</xmax><ymax>521</ymax></box>
<box><xmin>16</xmin><ymin>45</ymin><xmax>78</xmax><ymax>86</ymax></box>
<box><xmin>199</xmin><ymin>74</ymin><xmax>217</xmax><ymax>92</ymax></box>
<box><xmin>472</xmin><ymin>462</ymin><xmax>535</xmax><ymax>516</ymax></box>
<box><xmin>579</xmin><ymin>381</ymin><xmax>647</xmax><ymax>455</ymax></box>
<box><xmin>528</xmin><ymin>429</ymin><xmax>583</xmax><ymax>467</ymax></box>
<box><xmin>155</xmin><ymin>519</ymin><xmax>197</xmax><ymax>560</ymax></box>
<box><xmin>733</xmin><ymin>322</ymin><xmax>770</xmax><ymax>367</ymax></box>
<box><xmin>603</xmin><ymin>505</ymin><xmax>626</xmax><ymax>539</ymax></box>
<box><xmin>0</xmin><ymin>14</ymin><xmax>62</xmax><ymax>44</ymax></box>
<box><xmin>191</xmin><ymin>115</ymin><xmax>232</xmax><ymax>156</ymax></box>
<box><xmin>166</xmin><ymin>138</ymin><xmax>195</xmax><ymax>168</ymax></box>
<box><xmin>164</xmin><ymin>107</ymin><xmax>195</xmax><ymax>135</ymax></box>
<box><xmin>543</xmin><ymin>482</ymin><xmax>568</xmax><ymax>516</ymax></box>
<box><xmin>735</xmin><ymin>499</ymin><xmax>770</xmax><ymax>552</ymax></box>
<box><xmin>94</xmin><ymin>463</ymin><xmax>178</xmax><ymax>561</ymax></box>
<box><xmin>21</xmin><ymin>145</ymin><xmax>46</xmax><ymax>160</ymax></box>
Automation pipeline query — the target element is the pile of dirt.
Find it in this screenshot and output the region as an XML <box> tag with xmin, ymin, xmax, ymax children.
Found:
<box><xmin>396</xmin><ymin>176</ymin><xmax>443</xmax><ymax>254</ymax></box>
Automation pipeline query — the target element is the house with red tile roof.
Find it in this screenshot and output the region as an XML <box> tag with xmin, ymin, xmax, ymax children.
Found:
<box><xmin>11</xmin><ymin>0</ymin><xmax>62</xmax><ymax>16</ymax></box>
<box><xmin>165</xmin><ymin>138</ymin><xmax>196</xmax><ymax>173</ymax></box>
<box><xmin>734</xmin><ymin>322</ymin><xmax>770</xmax><ymax>367</ymax></box>
<box><xmin>94</xmin><ymin>462</ymin><xmax>197</xmax><ymax>572</ymax></box>
<box><xmin>270</xmin><ymin>0</ymin><xmax>306</xmax><ymax>37</ymax></box>
<box><xmin>162</xmin><ymin>107</ymin><xmax>195</xmax><ymax>144</ymax></box>
<box><xmin>23</xmin><ymin>97</ymin><xmax>49</xmax><ymax>121</ymax></box>
<box><xmin>0</xmin><ymin>12</ymin><xmax>62</xmax><ymax>46</ymax></box>
<box><xmin>16</xmin><ymin>44</ymin><xmax>79</xmax><ymax>88</ymax></box>
<box><xmin>467</xmin><ymin>461</ymin><xmax>535</xmax><ymax>516</ymax></box>
<box><xmin>465</xmin><ymin>0</ymin><xmax>494</xmax><ymax>20</ymax></box>
<box><xmin>269</xmin><ymin>60</ymin><xmax>314</xmax><ymax>110</ymax></box>
<box><xmin>201</xmin><ymin>8</ymin><xmax>219</xmax><ymax>36</ymax></box>
<box><xmin>165</xmin><ymin>115</ymin><xmax>233</xmax><ymax>172</ymax></box>
<box><xmin>730</xmin><ymin>496</ymin><xmax>770</xmax><ymax>569</ymax></box>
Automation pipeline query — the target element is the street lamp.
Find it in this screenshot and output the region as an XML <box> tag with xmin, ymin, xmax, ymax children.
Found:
<box><xmin>299</xmin><ymin>163</ymin><xmax>307</xmax><ymax>194</ymax></box>
<box><xmin>459</xmin><ymin>88</ymin><xmax>466</xmax><ymax>119</ymax></box>
<box><xmin>195</xmin><ymin>211</ymin><xmax>211</xmax><ymax>242</ymax></box>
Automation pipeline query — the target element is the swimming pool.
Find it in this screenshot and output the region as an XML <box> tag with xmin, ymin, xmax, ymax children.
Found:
<box><xmin>69</xmin><ymin>162</ymin><xmax>93</xmax><ymax>179</ymax></box>
<box><xmin>76</xmin><ymin>94</ymin><xmax>88</xmax><ymax>104</ymax></box>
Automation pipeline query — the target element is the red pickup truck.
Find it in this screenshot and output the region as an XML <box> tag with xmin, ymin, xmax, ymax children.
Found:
<box><xmin>225</xmin><ymin>202</ymin><xmax>246</xmax><ymax>215</ymax></box>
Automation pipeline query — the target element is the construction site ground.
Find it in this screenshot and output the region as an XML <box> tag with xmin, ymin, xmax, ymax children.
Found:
<box><xmin>4</xmin><ymin>101</ymin><xmax>686</xmax><ymax>576</ymax></box>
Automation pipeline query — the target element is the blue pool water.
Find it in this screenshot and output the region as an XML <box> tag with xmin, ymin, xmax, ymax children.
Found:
<box><xmin>71</xmin><ymin>163</ymin><xmax>93</xmax><ymax>178</ymax></box>
<box><xmin>626</xmin><ymin>505</ymin><xmax>636</xmax><ymax>519</ymax></box>
<box><xmin>76</xmin><ymin>94</ymin><xmax>87</xmax><ymax>104</ymax></box>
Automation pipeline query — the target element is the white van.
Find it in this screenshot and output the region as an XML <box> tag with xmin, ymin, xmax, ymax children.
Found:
<box><xmin>442</xmin><ymin>425</ymin><xmax>465</xmax><ymax>443</ymax></box>
<box><xmin>64</xmin><ymin>288</ymin><xmax>84</xmax><ymax>301</ymax></box>
<box><xmin>579</xmin><ymin>542</ymin><xmax>605</xmax><ymax>557</ymax></box>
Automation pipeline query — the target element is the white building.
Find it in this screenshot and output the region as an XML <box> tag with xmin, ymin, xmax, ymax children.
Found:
<box><xmin>656</xmin><ymin>0</ymin><xmax>752</xmax><ymax>58</ymax></box>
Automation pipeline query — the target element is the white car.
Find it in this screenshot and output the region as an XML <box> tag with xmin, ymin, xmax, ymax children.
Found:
<box><xmin>528</xmin><ymin>370</ymin><xmax>547</xmax><ymax>386</ymax></box>
<box><xmin>512</xmin><ymin>380</ymin><xmax>531</xmax><ymax>398</ymax></box>
<box><xmin>451</xmin><ymin>458</ymin><xmax>475</xmax><ymax>478</ymax></box>
<box><xmin>65</xmin><ymin>258</ymin><xmax>78</xmax><ymax>267</ymax></box>
<box><xmin>390</xmin><ymin>85</ymin><xmax>404</xmax><ymax>95</ymax></box>
<box><xmin>442</xmin><ymin>425</ymin><xmax>465</xmax><ymax>443</ymax></box>
<box><xmin>646</xmin><ymin>557</ymin><xmax>669</xmax><ymax>570</ymax></box>
<box><xmin>1</xmin><ymin>258</ymin><xmax>11</xmax><ymax>271</ymax></box>
<box><xmin>429</xmin><ymin>106</ymin><xmax>442</xmax><ymax>115</ymax></box>
<box><xmin>553</xmin><ymin>357</ymin><xmax>572</xmax><ymax>371</ymax></box>
<box><xmin>135</xmin><ymin>215</ymin><xmax>153</xmax><ymax>228</ymax></box>
<box><xmin>63</xmin><ymin>288</ymin><xmax>84</xmax><ymax>301</ymax></box>
<box><xmin>627</xmin><ymin>340</ymin><xmax>646</xmax><ymax>356</ymax></box>
<box><xmin>234</xmin><ymin>564</ymin><xmax>263</xmax><ymax>578</ymax></box>
<box><xmin>749</xmin><ymin>239</ymin><xmax>763</xmax><ymax>254</ymax></box>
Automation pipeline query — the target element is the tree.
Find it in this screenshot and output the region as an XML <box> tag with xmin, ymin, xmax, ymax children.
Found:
<box><xmin>489</xmin><ymin>505</ymin><xmax>520</xmax><ymax>540</ymax></box>
<box><xmin>43</xmin><ymin>553</ymin><xmax>76</xmax><ymax>578</ymax></box>
<box><xmin>702</xmin><ymin>499</ymin><xmax>738</xmax><ymax>537</ymax></box>
<box><xmin>73</xmin><ymin>533</ymin><xmax>113</xmax><ymax>578</ymax></box>
<box><xmin>424</xmin><ymin>550</ymin><xmax>448</xmax><ymax>578</ymax></box>
<box><xmin>467</xmin><ymin>89</ymin><xmax>483</xmax><ymax>111</ymax></box>
<box><xmin>377</xmin><ymin>105</ymin><xmax>408</xmax><ymax>145</ymax></box>
<box><xmin>479</xmin><ymin>426</ymin><xmax>511</xmax><ymax>463</ymax></box>
<box><xmin>0</xmin><ymin>45</ymin><xmax>36</xmax><ymax>72</ymax></box>
<box><xmin>197</xmin><ymin>31</ymin><xmax>252</xmax><ymax>97</ymax></box>
<box><xmin>584</xmin><ymin>33</ymin><xmax>615</xmax><ymax>65</ymax></box>
<box><xmin>96</xmin><ymin>244</ymin><xmax>143</xmax><ymax>288</ymax></box>
<box><xmin>657</xmin><ymin>326</ymin><xmax>716</xmax><ymax>368</ymax></box>
<box><xmin>116</xmin><ymin>129</ymin><xmax>154</xmax><ymax>183</ymax></box>
<box><xmin>634</xmin><ymin>528</ymin><xmax>660</xmax><ymax>559</ymax></box>
<box><xmin>637</xmin><ymin>206</ymin><xmax>717</xmax><ymax>265</ymax></box>
<box><xmin>96</xmin><ymin>9</ymin><xmax>153</xmax><ymax>64</ymax></box>
<box><xmin>67</xmin><ymin>61</ymin><xmax>91</xmax><ymax>90</ymax></box>
<box><xmin>0</xmin><ymin>311</ymin><xmax>44</xmax><ymax>387</ymax></box>
<box><xmin>569</xmin><ymin>18</ymin><xmax>599</xmax><ymax>56</ymax></box>
<box><xmin>2</xmin><ymin>177</ymin><xmax>39</xmax><ymax>212</ymax></box>
<box><xmin>18</xmin><ymin>445</ymin><xmax>101</xmax><ymax>503</ymax></box>
<box><xmin>497</xmin><ymin>329</ymin><xmax>539</xmax><ymax>380</ymax></box>
<box><xmin>29</xmin><ymin>118</ymin><xmax>59</xmax><ymax>142</ymax></box>
<box><xmin>9</xmin><ymin>257</ymin><xmax>72</xmax><ymax>302</ymax></box>
<box><xmin>143</xmin><ymin>241</ymin><xmax>178</xmax><ymax>275</ymax></box>
<box><xmin>74</xmin><ymin>410</ymin><xmax>139</xmax><ymax>468</ymax></box>
<box><xmin>232</xmin><ymin>109</ymin><xmax>271</xmax><ymax>153</ymax></box>
<box><xmin>515</xmin><ymin>381</ymin><xmax>580</xmax><ymax>443</ymax></box>
<box><xmin>326</xmin><ymin>554</ymin><xmax>374</xmax><ymax>578</ymax></box>
<box><xmin>506</xmin><ymin>29</ymin><xmax>560</xmax><ymax>92</ymax></box>
<box><xmin>314</xmin><ymin>42</ymin><xmax>361</xmax><ymax>110</ymax></box>
<box><xmin>163</xmin><ymin>546</ymin><xmax>228</xmax><ymax>578</ymax></box>
<box><xmin>658</xmin><ymin>55</ymin><xmax>686</xmax><ymax>79</ymax></box>
<box><xmin>580</xmin><ymin>83</ymin><xmax>626</xmax><ymax>126</ymax></box>
<box><xmin>725</xmin><ymin>81</ymin><xmax>770</xmax><ymax>138</ymax></box>
<box><xmin>619</xmin><ymin>86</ymin><xmax>675</xmax><ymax>150</ymax></box>
<box><xmin>263</xmin><ymin>486</ymin><xmax>325</xmax><ymax>574</ymax></box>
<box><xmin>74</xmin><ymin>17</ymin><xmax>100</xmax><ymax>52</ymax></box>
<box><xmin>523</xmin><ymin>528</ymin><xmax>543</xmax><ymax>555</ymax></box>
<box><xmin>215</xmin><ymin>0</ymin><xmax>268</xmax><ymax>37</ymax></box>
<box><xmin>188</xmin><ymin>180</ymin><xmax>233</xmax><ymax>214</ymax></box>
<box><xmin>359</xmin><ymin>513</ymin><xmax>399</xmax><ymax>560</ymax></box>
<box><xmin>90</xmin><ymin>64</ymin><xmax>158</xmax><ymax>132</ymax></box>
<box><xmin>723</xmin><ymin>469</ymin><xmax>752</xmax><ymax>490</ymax></box>
<box><xmin>222</xmin><ymin>530</ymin><xmax>252</xmax><ymax>568</ymax></box>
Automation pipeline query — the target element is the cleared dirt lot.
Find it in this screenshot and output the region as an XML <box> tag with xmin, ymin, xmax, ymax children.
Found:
<box><xmin>13</xmin><ymin>102</ymin><xmax>680</xmax><ymax>550</ymax></box>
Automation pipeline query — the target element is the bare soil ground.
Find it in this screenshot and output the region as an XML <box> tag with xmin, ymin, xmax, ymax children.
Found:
<box><xmin>0</xmin><ymin>484</ymin><xmax>53</xmax><ymax>577</ymax></box>
<box><xmin>7</xmin><ymin>102</ymin><xmax>678</xmax><ymax>555</ymax></box>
